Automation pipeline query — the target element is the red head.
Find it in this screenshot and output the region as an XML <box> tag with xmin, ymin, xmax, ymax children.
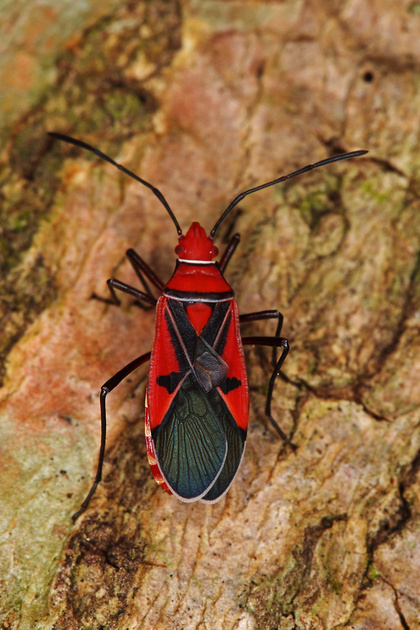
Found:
<box><xmin>175</xmin><ymin>222</ymin><xmax>219</xmax><ymax>261</ymax></box>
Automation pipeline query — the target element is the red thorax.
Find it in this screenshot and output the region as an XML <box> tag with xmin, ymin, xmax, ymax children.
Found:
<box><xmin>175</xmin><ymin>222</ymin><xmax>218</xmax><ymax>261</ymax></box>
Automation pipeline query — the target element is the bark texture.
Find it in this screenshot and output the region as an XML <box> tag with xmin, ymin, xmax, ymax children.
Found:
<box><xmin>0</xmin><ymin>1</ymin><xmax>419</xmax><ymax>628</ymax></box>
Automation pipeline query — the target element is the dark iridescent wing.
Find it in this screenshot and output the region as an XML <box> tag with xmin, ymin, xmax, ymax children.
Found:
<box><xmin>200</xmin><ymin>389</ymin><xmax>246</xmax><ymax>503</ymax></box>
<box><xmin>152</xmin><ymin>373</ymin><xmax>227</xmax><ymax>501</ymax></box>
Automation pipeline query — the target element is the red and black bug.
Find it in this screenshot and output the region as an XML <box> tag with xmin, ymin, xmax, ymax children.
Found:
<box><xmin>49</xmin><ymin>132</ymin><xmax>366</xmax><ymax>517</ymax></box>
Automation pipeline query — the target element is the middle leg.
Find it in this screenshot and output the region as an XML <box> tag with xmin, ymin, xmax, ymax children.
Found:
<box><xmin>241</xmin><ymin>333</ymin><xmax>294</xmax><ymax>449</ymax></box>
<box><xmin>240</xmin><ymin>309</ymin><xmax>284</xmax><ymax>365</ymax></box>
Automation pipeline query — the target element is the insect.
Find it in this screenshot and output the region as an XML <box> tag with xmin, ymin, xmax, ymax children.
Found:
<box><xmin>49</xmin><ymin>132</ymin><xmax>366</xmax><ymax>518</ymax></box>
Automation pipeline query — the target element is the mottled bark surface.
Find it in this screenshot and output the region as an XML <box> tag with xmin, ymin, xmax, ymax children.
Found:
<box><xmin>0</xmin><ymin>1</ymin><xmax>419</xmax><ymax>628</ymax></box>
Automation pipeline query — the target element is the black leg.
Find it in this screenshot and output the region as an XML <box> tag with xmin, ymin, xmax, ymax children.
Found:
<box><xmin>72</xmin><ymin>351</ymin><xmax>151</xmax><ymax>520</ymax></box>
<box><xmin>242</xmin><ymin>334</ymin><xmax>295</xmax><ymax>450</ymax></box>
<box><xmin>92</xmin><ymin>248</ymin><xmax>164</xmax><ymax>309</ymax></box>
<box><xmin>219</xmin><ymin>233</ymin><xmax>240</xmax><ymax>273</ymax></box>
<box><xmin>240</xmin><ymin>309</ymin><xmax>283</xmax><ymax>365</ymax></box>
<box><xmin>105</xmin><ymin>278</ymin><xmax>157</xmax><ymax>308</ymax></box>
<box><xmin>126</xmin><ymin>248</ymin><xmax>165</xmax><ymax>293</ymax></box>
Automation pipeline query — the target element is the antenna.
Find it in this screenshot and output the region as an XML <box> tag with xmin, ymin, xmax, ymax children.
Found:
<box><xmin>210</xmin><ymin>150</ymin><xmax>368</xmax><ymax>238</ymax></box>
<box><xmin>48</xmin><ymin>132</ymin><xmax>182</xmax><ymax>236</ymax></box>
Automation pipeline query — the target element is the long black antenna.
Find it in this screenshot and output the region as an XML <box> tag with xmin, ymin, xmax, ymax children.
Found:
<box><xmin>210</xmin><ymin>150</ymin><xmax>368</xmax><ymax>238</ymax></box>
<box><xmin>48</xmin><ymin>132</ymin><xmax>182</xmax><ymax>236</ymax></box>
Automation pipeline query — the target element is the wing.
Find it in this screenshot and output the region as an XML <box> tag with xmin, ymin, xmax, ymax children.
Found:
<box><xmin>152</xmin><ymin>373</ymin><xmax>227</xmax><ymax>501</ymax></box>
<box><xmin>199</xmin><ymin>387</ymin><xmax>246</xmax><ymax>503</ymax></box>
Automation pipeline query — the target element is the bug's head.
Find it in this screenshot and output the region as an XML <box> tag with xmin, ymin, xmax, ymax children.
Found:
<box><xmin>175</xmin><ymin>222</ymin><xmax>219</xmax><ymax>261</ymax></box>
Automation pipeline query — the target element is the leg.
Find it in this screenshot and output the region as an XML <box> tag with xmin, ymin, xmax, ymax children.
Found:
<box><xmin>240</xmin><ymin>310</ymin><xmax>284</xmax><ymax>365</ymax></box>
<box><xmin>92</xmin><ymin>248</ymin><xmax>164</xmax><ymax>308</ymax></box>
<box><xmin>126</xmin><ymin>248</ymin><xmax>165</xmax><ymax>294</ymax></box>
<box><xmin>103</xmin><ymin>278</ymin><xmax>157</xmax><ymax>308</ymax></box>
<box><xmin>219</xmin><ymin>233</ymin><xmax>240</xmax><ymax>273</ymax></box>
<box><xmin>242</xmin><ymin>335</ymin><xmax>295</xmax><ymax>449</ymax></box>
<box><xmin>72</xmin><ymin>351</ymin><xmax>151</xmax><ymax>520</ymax></box>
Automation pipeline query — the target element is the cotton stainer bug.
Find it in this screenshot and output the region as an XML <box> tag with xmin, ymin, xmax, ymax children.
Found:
<box><xmin>48</xmin><ymin>132</ymin><xmax>367</xmax><ymax>518</ymax></box>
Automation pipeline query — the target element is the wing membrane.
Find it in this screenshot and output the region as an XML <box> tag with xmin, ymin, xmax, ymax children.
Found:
<box><xmin>153</xmin><ymin>373</ymin><xmax>227</xmax><ymax>501</ymax></box>
<box><xmin>200</xmin><ymin>389</ymin><xmax>246</xmax><ymax>503</ymax></box>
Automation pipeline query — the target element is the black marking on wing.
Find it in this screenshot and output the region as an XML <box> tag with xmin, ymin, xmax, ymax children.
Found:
<box><xmin>152</xmin><ymin>373</ymin><xmax>227</xmax><ymax>500</ymax></box>
<box><xmin>200</xmin><ymin>302</ymin><xmax>231</xmax><ymax>355</ymax></box>
<box><xmin>219</xmin><ymin>377</ymin><xmax>241</xmax><ymax>394</ymax></box>
<box><xmin>156</xmin><ymin>372</ymin><xmax>184</xmax><ymax>394</ymax></box>
<box><xmin>166</xmin><ymin>299</ymin><xmax>196</xmax><ymax>367</ymax></box>
<box><xmin>157</xmin><ymin>300</ymin><xmax>196</xmax><ymax>394</ymax></box>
